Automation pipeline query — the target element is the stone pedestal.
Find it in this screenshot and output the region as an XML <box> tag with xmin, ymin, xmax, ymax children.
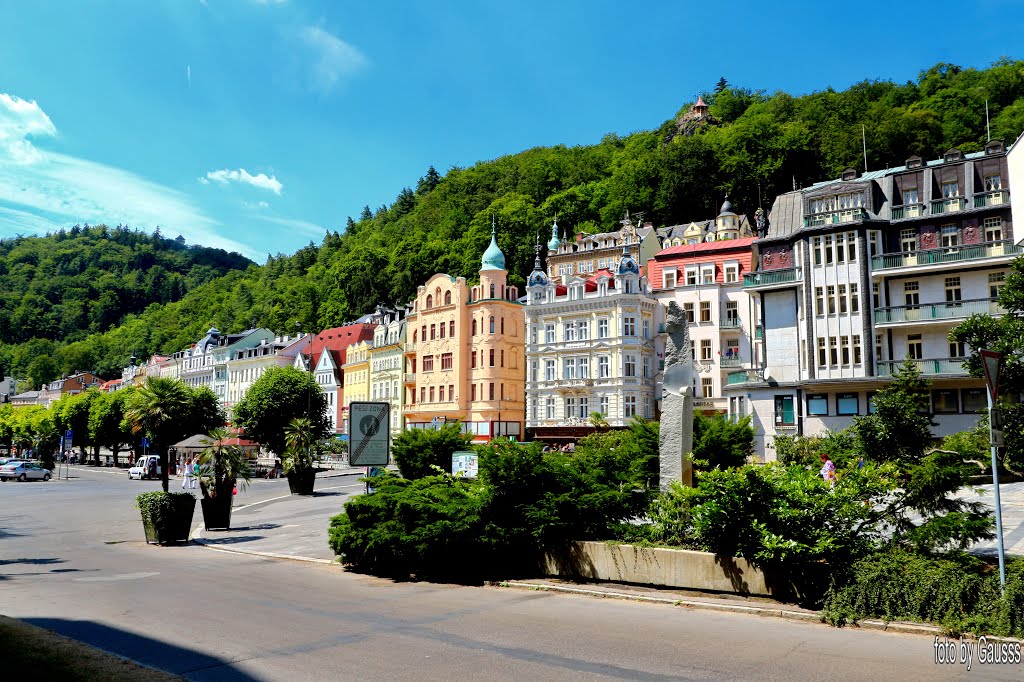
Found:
<box><xmin>659</xmin><ymin>389</ymin><xmax>693</xmax><ymax>490</ymax></box>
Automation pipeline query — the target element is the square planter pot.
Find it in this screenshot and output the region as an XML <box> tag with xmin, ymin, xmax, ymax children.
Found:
<box><xmin>287</xmin><ymin>470</ymin><xmax>316</xmax><ymax>495</ymax></box>
<box><xmin>201</xmin><ymin>494</ymin><xmax>234</xmax><ymax>531</ymax></box>
<box><xmin>140</xmin><ymin>494</ymin><xmax>196</xmax><ymax>545</ymax></box>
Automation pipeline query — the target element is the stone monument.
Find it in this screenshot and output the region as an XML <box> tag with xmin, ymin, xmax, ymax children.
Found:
<box><xmin>659</xmin><ymin>301</ymin><xmax>694</xmax><ymax>489</ymax></box>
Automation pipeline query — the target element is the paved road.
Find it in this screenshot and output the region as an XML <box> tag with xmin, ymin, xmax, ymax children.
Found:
<box><xmin>2</xmin><ymin>468</ymin><xmax>1021</xmax><ymax>680</ymax></box>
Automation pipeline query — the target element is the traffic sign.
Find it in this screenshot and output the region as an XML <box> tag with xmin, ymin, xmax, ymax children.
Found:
<box><xmin>980</xmin><ymin>349</ymin><xmax>1003</xmax><ymax>402</ymax></box>
<box><xmin>349</xmin><ymin>402</ymin><xmax>390</xmax><ymax>467</ymax></box>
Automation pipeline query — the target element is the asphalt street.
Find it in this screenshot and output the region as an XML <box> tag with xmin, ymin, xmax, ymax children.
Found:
<box><xmin>2</xmin><ymin>467</ymin><xmax>1022</xmax><ymax>680</ymax></box>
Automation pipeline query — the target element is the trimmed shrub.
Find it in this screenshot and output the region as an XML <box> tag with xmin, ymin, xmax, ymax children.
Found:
<box><xmin>391</xmin><ymin>423</ymin><xmax>472</xmax><ymax>479</ymax></box>
<box><xmin>823</xmin><ymin>549</ymin><xmax>1024</xmax><ymax>638</ymax></box>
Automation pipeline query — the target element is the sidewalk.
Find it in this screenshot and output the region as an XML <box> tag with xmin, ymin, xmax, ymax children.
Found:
<box><xmin>190</xmin><ymin>470</ymin><xmax>366</xmax><ymax>562</ymax></box>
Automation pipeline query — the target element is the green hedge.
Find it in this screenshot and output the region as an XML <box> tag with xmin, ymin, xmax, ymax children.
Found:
<box><xmin>823</xmin><ymin>549</ymin><xmax>1024</xmax><ymax>637</ymax></box>
<box><xmin>329</xmin><ymin>422</ymin><xmax>658</xmax><ymax>581</ymax></box>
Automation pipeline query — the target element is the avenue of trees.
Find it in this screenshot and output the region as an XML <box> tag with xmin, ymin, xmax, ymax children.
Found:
<box><xmin>1</xmin><ymin>59</ymin><xmax>1022</xmax><ymax>388</ymax></box>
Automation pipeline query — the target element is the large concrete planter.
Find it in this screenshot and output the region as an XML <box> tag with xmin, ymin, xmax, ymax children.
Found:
<box><xmin>545</xmin><ymin>541</ymin><xmax>824</xmax><ymax>602</ymax></box>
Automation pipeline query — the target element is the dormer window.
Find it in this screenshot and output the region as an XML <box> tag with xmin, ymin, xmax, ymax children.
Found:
<box><xmin>841</xmin><ymin>168</ymin><xmax>858</xmax><ymax>181</ymax></box>
<box><xmin>985</xmin><ymin>140</ymin><xmax>1005</xmax><ymax>155</ymax></box>
<box><xmin>943</xmin><ymin>148</ymin><xmax>963</xmax><ymax>163</ymax></box>
<box><xmin>906</xmin><ymin>155</ymin><xmax>923</xmax><ymax>169</ymax></box>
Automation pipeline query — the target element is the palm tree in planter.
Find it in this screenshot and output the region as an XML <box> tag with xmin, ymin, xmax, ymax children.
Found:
<box><xmin>125</xmin><ymin>377</ymin><xmax>225</xmax><ymax>543</ymax></box>
<box><xmin>197</xmin><ymin>427</ymin><xmax>252</xmax><ymax>530</ymax></box>
<box><xmin>283</xmin><ymin>417</ymin><xmax>320</xmax><ymax>495</ymax></box>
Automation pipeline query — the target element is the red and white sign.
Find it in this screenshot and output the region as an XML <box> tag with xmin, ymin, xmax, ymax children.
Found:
<box><xmin>980</xmin><ymin>349</ymin><xmax>1003</xmax><ymax>402</ymax></box>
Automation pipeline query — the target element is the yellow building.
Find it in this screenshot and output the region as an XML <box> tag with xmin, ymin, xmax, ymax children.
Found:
<box><xmin>341</xmin><ymin>340</ymin><xmax>372</xmax><ymax>429</ymax></box>
<box><xmin>404</xmin><ymin>227</ymin><xmax>525</xmax><ymax>441</ymax></box>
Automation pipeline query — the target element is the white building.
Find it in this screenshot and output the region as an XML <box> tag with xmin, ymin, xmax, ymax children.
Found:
<box><xmin>227</xmin><ymin>335</ymin><xmax>306</xmax><ymax>408</ymax></box>
<box><xmin>369</xmin><ymin>307</ymin><xmax>407</xmax><ymax>437</ymax></box>
<box><xmin>525</xmin><ymin>242</ymin><xmax>661</xmax><ymax>444</ymax></box>
<box><xmin>730</xmin><ymin>140</ymin><xmax>1019</xmax><ymax>460</ymax></box>
<box><xmin>648</xmin><ymin>199</ymin><xmax>760</xmax><ymax>414</ymax></box>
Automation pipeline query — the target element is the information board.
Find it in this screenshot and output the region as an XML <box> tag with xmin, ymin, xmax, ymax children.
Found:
<box><xmin>348</xmin><ymin>402</ymin><xmax>390</xmax><ymax>467</ymax></box>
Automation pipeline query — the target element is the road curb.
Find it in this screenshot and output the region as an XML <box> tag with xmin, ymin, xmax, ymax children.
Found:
<box><xmin>492</xmin><ymin>581</ymin><xmax>980</xmax><ymax>639</ymax></box>
<box><xmin>190</xmin><ymin>524</ymin><xmax>337</xmax><ymax>565</ymax></box>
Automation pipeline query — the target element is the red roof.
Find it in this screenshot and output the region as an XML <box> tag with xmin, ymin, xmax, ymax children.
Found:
<box><xmin>647</xmin><ymin>238</ymin><xmax>755</xmax><ymax>290</ymax></box>
<box><xmin>655</xmin><ymin>237</ymin><xmax>755</xmax><ymax>257</ymax></box>
<box><xmin>304</xmin><ymin>323</ymin><xmax>377</xmax><ymax>367</ymax></box>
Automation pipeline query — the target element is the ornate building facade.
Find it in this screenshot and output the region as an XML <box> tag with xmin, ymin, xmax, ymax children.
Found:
<box><xmin>403</xmin><ymin>228</ymin><xmax>526</xmax><ymax>441</ymax></box>
<box><xmin>525</xmin><ymin>242</ymin><xmax>661</xmax><ymax>443</ymax></box>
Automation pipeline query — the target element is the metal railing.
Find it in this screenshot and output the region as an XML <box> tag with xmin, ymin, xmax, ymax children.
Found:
<box><xmin>876</xmin><ymin>358</ymin><xmax>967</xmax><ymax>377</ymax></box>
<box><xmin>720</xmin><ymin>317</ymin><xmax>741</xmax><ymax>329</ymax></box>
<box><xmin>890</xmin><ymin>204</ymin><xmax>925</xmax><ymax>220</ymax></box>
<box><xmin>404</xmin><ymin>373</ymin><xmax>416</xmax><ymax>383</ymax></box>
<box><xmin>743</xmin><ymin>267</ymin><xmax>801</xmax><ymax>288</ymax></box>
<box><xmin>871</xmin><ymin>240</ymin><xmax>1021</xmax><ymax>270</ymax></box>
<box><xmin>930</xmin><ymin>197</ymin><xmax>966</xmax><ymax>214</ymax></box>
<box><xmin>874</xmin><ymin>298</ymin><xmax>1005</xmax><ymax>324</ymax></box>
<box><xmin>720</xmin><ymin>357</ymin><xmax>744</xmax><ymax>368</ymax></box>
<box><xmin>802</xmin><ymin>208</ymin><xmax>867</xmax><ymax>227</ymax></box>
<box><xmin>974</xmin><ymin>190</ymin><xmax>1009</xmax><ymax>208</ymax></box>
<box><xmin>726</xmin><ymin>368</ymin><xmax>763</xmax><ymax>385</ymax></box>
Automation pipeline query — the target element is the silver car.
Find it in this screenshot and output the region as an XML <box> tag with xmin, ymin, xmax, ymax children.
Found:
<box><xmin>0</xmin><ymin>460</ymin><xmax>52</xmax><ymax>482</ymax></box>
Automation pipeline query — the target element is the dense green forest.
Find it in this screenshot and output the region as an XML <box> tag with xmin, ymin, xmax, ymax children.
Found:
<box><xmin>2</xmin><ymin>59</ymin><xmax>1023</xmax><ymax>389</ymax></box>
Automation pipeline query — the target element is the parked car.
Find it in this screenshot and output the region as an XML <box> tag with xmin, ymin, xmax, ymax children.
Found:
<box><xmin>1</xmin><ymin>460</ymin><xmax>52</xmax><ymax>482</ymax></box>
<box><xmin>128</xmin><ymin>455</ymin><xmax>162</xmax><ymax>480</ymax></box>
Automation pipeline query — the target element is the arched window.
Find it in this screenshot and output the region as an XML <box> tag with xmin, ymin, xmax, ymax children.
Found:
<box><xmin>489</xmin><ymin>316</ymin><xmax>495</xmax><ymax>334</ymax></box>
<box><xmin>472</xmin><ymin>318</ymin><xmax>477</xmax><ymax>335</ymax></box>
<box><xmin>444</xmin><ymin>291</ymin><xmax>452</xmax><ymax>305</ymax></box>
<box><xmin>413</xmin><ymin>329</ymin><xmax>417</xmax><ymax>343</ymax></box>
<box><xmin>489</xmin><ymin>283</ymin><xmax>496</xmax><ymax>299</ymax></box>
<box><xmin>425</xmin><ymin>294</ymin><xmax>433</xmax><ymax>309</ymax></box>
<box><xmin>500</xmin><ymin>317</ymin><xmax>505</xmax><ymax>334</ymax></box>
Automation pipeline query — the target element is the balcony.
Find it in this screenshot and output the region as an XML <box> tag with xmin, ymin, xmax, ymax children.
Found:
<box><xmin>874</xmin><ymin>298</ymin><xmax>1005</xmax><ymax>325</ymax></box>
<box><xmin>802</xmin><ymin>208</ymin><xmax>867</xmax><ymax>227</ymax></box>
<box><xmin>890</xmin><ymin>203</ymin><xmax>925</xmax><ymax>220</ymax></box>
<box><xmin>720</xmin><ymin>356</ymin><xmax>744</xmax><ymax>368</ymax></box>
<box><xmin>726</xmin><ymin>368</ymin><xmax>764</xmax><ymax>385</ymax></box>
<box><xmin>876</xmin><ymin>358</ymin><xmax>968</xmax><ymax>377</ymax></box>
<box><xmin>404</xmin><ymin>373</ymin><xmax>416</xmax><ymax>384</ymax></box>
<box><xmin>742</xmin><ymin>267</ymin><xmax>801</xmax><ymax>289</ymax></box>
<box><xmin>720</xmin><ymin>317</ymin><xmax>741</xmax><ymax>330</ymax></box>
<box><xmin>974</xmin><ymin>190</ymin><xmax>1009</xmax><ymax>208</ymax></box>
<box><xmin>929</xmin><ymin>197</ymin><xmax>966</xmax><ymax>214</ymax></box>
<box><xmin>871</xmin><ymin>240</ymin><xmax>1022</xmax><ymax>272</ymax></box>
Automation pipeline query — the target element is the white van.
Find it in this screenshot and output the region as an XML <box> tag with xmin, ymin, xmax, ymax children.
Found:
<box><xmin>128</xmin><ymin>455</ymin><xmax>161</xmax><ymax>480</ymax></box>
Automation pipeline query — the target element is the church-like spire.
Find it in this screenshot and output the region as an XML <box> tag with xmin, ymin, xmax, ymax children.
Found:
<box><xmin>547</xmin><ymin>218</ymin><xmax>561</xmax><ymax>252</ymax></box>
<box><xmin>528</xmin><ymin>233</ymin><xmax>549</xmax><ymax>287</ymax></box>
<box><xmin>481</xmin><ymin>217</ymin><xmax>506</xmax><ymax>271</ymax></box>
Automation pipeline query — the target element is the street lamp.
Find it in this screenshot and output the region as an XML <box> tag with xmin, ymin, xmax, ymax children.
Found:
<box><xmin>296</xmin><ymin>322</ymin><xmax>315</xmax><ymax>460</ymax></box>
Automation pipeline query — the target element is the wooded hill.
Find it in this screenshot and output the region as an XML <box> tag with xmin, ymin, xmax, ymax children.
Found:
<box><xmin>2</xmin><ymin>59</ymin><xmax>1023</xmax><ymax>388</ymax></box>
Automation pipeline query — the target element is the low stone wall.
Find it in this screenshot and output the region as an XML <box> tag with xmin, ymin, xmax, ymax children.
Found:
<box><xmin>545</xmin><ymin>541</ymin><xmax>819</xmax><ymax>600</ymax></box>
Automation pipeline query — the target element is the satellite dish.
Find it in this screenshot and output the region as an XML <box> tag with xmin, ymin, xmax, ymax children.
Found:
<box><xmin>663</xmin><ymin>362</ymin><xmax>693</xmax><ymax>396</ymax></box>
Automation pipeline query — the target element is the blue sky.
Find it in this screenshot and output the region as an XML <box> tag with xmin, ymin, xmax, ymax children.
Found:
<box><xmin>0</xmin><ymin>1</ymin><xmax>1021</xmax><ymax>262</ymax></box>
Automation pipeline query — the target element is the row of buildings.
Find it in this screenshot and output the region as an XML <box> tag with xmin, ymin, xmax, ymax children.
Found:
<box><xmin>13</xmin><ymin>132</ymin><xmax>1022</xmax><ymax>460</ymax></box>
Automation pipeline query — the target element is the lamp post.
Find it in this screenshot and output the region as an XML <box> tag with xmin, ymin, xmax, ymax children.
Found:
<box><xmin>296</xmin><ymin>322</ymin><xmax>315</xmax><ymax>462</ymax></box>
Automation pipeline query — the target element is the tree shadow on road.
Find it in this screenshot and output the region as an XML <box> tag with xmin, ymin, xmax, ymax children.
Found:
<box><xmin>23</xmin><ymin>618</ymin><xmax>260</xmax><ymax>681</ymax></box>
<box><xmin>194</xmin><ymin>535</ymin><xmax>267</xmax><ymax>546</ymax></box>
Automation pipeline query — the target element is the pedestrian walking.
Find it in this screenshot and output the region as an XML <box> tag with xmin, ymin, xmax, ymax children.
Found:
<box><xmin>182</xmin><ymin>456</ymin><xmax>193</xmax><ymax>490</ymax></box>
<box><xmin>191</xmin><ymin>458</ymin><xmax>199</xmax><ymax>489</ymax></box>
<box><xmin>820</xmin><ymin>452</ymin><xmax>837</xmax><ymax>488</ymax></box>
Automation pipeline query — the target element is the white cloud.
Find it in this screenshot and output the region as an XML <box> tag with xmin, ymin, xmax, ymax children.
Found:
<box><xmin>300</xmin><ymin>26</ymin><xmax>368</xmax><ymax>94</ymax></box>
<box><xmin>0</xmin><ymin>93</ymin><xmax>256</xmax><ymax>259</ymax></box>
<box><xmin>203</xmin><ymin>168</ymin><xmax>283</xmax><ymax>195</ymax></box>
<box><xmin>256</xmin><ymin>215</ymin><xmax>326</xmax><ymax>238</ymax></box>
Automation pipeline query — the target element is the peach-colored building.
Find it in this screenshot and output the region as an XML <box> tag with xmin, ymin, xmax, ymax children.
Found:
<box><xmin>404</xmin><ymin>228</ymin><xmax>526</xmax><ymax>441</ymax></box>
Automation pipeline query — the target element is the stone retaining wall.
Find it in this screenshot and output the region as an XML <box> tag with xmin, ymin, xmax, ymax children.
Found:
<box><xmin>545</xmin><ymin>541</ymin><xmax>820</xmax><ymax>600</ymax></box>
